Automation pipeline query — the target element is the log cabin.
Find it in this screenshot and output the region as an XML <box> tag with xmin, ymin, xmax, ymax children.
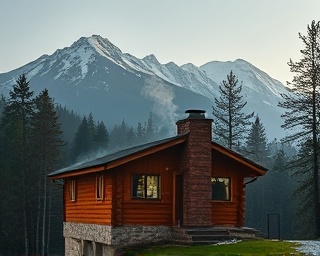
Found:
<box><xmin>48</xmin><ymin>109</ymin><xmax>267</xmax><ymax>255</ymax></box>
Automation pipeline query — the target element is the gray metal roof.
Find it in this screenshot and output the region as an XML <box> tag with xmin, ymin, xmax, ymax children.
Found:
<box><xmin>48</xmin><ymin>134</ymin><xmax>187</xmax><ymax>177</ymax></box>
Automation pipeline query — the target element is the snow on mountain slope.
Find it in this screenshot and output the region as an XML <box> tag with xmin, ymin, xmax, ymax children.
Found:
<box><xmin>200</xmin><ymin>59</ymin><xmax>288</xmax><ymax>99</ymax></box>
<box><xmin>0</xmin><ymin>35</ymin><xmax>291</xmax><ymax>140</ymax></box>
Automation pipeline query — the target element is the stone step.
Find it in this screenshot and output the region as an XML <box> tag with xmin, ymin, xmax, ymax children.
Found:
<box><xmin>191</xmin><ymin>235</ymin><xmax>237</xmax><ymax>241</ymax></box>
<box><xmin>186</xmin><ymin>229</ymin><xmax>230</xmax><ymax>236</ymax></box>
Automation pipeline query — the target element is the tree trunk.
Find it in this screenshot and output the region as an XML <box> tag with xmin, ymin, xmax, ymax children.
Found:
<box><xmin>41</xmin><ymin>158</ymin><xmax>48</xmax><ymax>256</ymax></box>
<box><xmin>22</xmin><ymin>173</ymin><xmax>29</xmax><ymax>256</ymax></box>
<box><xmin>46</xmin><ymin>183</ymin><xmax>53</xmax><ymax>255</ymax></box>
<box><xmin>35</xmin><ymin>175</ymin><xmax>42</xmax><ymax>254</ymax></box>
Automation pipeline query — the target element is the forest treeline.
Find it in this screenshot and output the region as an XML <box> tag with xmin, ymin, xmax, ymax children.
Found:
<box><xmin>1</xmin><ymin>19</ymin><xmax>320</xmax><ymax>256</ymax></box>
<box><xmin>0</xmin><ymin>80</ymin><xmax>167</xmax><ymax>256</ymax></box>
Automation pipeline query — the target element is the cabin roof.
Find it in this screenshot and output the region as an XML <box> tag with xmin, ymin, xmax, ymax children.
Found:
<box><xmin>48</xmin><ymin>133</ymin><xmax>188</xmax><ymax>179</ymax></box>
<box><xmin>48</xmin><ymin>134</ymin><xmax>267</xmax><ymax>180</ymax></box>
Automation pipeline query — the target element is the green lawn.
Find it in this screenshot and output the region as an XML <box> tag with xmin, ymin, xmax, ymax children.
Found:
<box><xmin>122</xmin><ymin>240</ymin><xmax>304</xmax><ymax>256</ymax></box>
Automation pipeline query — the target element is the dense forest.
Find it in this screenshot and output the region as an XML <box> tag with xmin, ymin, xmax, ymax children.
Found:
<box><xmin>0</xmin><ymin>78</ymin><xmax>168</xmax><ymax>255</ymax></box>
<box><xmin>1</xmin><ymin>20</ymin><xmax>320</xmax><ymax>255</ymax></box>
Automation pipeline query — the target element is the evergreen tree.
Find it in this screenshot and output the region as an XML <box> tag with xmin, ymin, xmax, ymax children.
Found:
<box><xmin>109</xmin><ymin>120</ymin><xmax>129</xmax><ymax>149</ymax></box>
<box><xmin>87</xmin><ymin>113</ymin><xmax>96</xmax><ymax>152</ymax></box>
<box><xmin>0</xmin><ymin>94</ymin><xmax>5</xmax><ymax>119</ymax></box>
<box><xmin>136</xmin><ymin>122</ymin><xmax>145</xmax><ymax>144</ymax></box>
<box><xmin>245</xmin><ymin>115</ymin><xmax>268</xmax><ymax>165</ymax></box>
<box><xmin>212</xmin><ymin>70</ymin><xmax>254</xmax><ymax>150</ymax></box>
<box><xmin>56</xmin><ymin>105</ymin><xmax>82</xmax><ymax>164</ymax></box>
<box><xmin>30</xmin><ymin>89</ymin><xmax>64</xmax><ymax>255</ymax></box>
<box><xmin>1</xmin><ymin>74</ymin><xmax>34</xmax><ymax>255</ymax></box>
<box><xmin>145</xmin><ymin>112</ymin><xmax>155</xmax><ymax>142</ymax></box>
<box><xmin>71</xmin><ymin>116</ymin><xmax>93</xmax><ymax>162</ymax></box>
<box><xmin>94</xmin><ymin>121</ymin><xmax>109</xmax><ymax>150</ymax></box>
<box><xmin>278</xmin><ymin>20</ymin><xmax>320</xmax><ymax>237</ymax></box>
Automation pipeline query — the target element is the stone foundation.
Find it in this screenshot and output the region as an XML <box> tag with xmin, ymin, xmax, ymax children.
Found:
<box><xmin>63</xmin><ymin>222</ymin><xmax>260</xmax><ymax>256</ymax></box>
<box><xmin>64</xmin><ymin>222</ymin><xmax>174</xmax><ymax>256</ymax></box>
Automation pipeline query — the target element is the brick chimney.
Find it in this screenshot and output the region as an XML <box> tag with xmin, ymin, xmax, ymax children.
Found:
<box><xmin>176</xmin><ymin>110</ymin><xmax>212</xmax><ymax>226</ymax></box>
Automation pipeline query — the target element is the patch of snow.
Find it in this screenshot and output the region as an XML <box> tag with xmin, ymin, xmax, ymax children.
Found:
<box><xmin>27</xmin><ymin>64</ymin><xmax>44</xmax><ymax>77</ymax></box>
<box><xmin>214</xmin><ymin>239</ymin><xmax>240</xmax><ymax>246</ymax></box>
<box><xmin>263</xmin><ymin>100</ymin><xmax>271</xmax><ymax>106</ymax></box>
<box><xmin>88</xmin><ymin>36</ymin><xmax>128</xmax><ymax>71</ymax></box>
<box><xmin>289</xmin><ymin>240</ymin><xmax>320</xmax><ymax>256</ymax></box>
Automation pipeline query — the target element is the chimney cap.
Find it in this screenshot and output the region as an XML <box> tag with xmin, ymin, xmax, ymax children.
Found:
<box><xmin>185</xmin><ymin>109</ymin><xmax>206</xmax><ymax>119</ymax></box>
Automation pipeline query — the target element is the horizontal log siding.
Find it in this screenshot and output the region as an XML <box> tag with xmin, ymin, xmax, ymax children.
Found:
<box><xmin>64</xmin><ymin>172</ymin><xmax>112</xmax><ymax>225</ymax></box>
<box><xmin>114</xmin><ymin>146</ymin><xmax>182</xmax><ymax>226</ymax></box>
<box><xmin>212</xmin><ymin>150</ymin><xmax>246</xmax><ymax>227</ymax></box>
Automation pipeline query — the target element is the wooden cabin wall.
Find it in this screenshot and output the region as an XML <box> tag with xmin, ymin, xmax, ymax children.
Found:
<box><xmin>211</xmin><ymin>151</ymin><xmax>246</xmax><ymax>226</ymax></box>
<box><xmin>112</xmin><ymin>146</ymin><xmax>182</xmax><ymax>226</ymax></box>
<box><xmin>64</xmin><ymin>172</ymin><xmax>113</xmax><ymax>225</ymax></box>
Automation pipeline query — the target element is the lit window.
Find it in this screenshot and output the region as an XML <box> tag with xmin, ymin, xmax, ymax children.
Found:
<box><xmin>70</xmin><ymin>180</ymin><xmax>76</xmax><ymax>202</ymax></box>
<box><xmin>96</xmin><ymin>174</ymin><xmax>104</xmax><ymax>200</ymax></box>
<box><xmin>211</xmin><ymin>177</ymin><xmax>231</xmax><ymax>201</ymax></box>
<box><xmin>132</xmin><ymin>174</ymin><xmax>160</xmax><ymax>199</ymax></box>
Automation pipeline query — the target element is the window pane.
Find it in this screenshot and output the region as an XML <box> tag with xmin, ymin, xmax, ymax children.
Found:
<box><xmin>211</xmin><ymin>178</ymin><xmax>230</xmax><ymax>201</ymax></box>
<box><xmin>147</xmin><ymin>176</ymin><xmax>158</xmax><ymax>198</ymax></box>
<box><xmin>132</xmin><ymin>175</ymin><xmax>145</xmax><ymax>198</ymax></box>
<box><xmin>96</xmin><ymin>175</ymin><xmax>104</xmax><ymax>200</ymax></box>
<box><xmin>70</xmin><ymin>180</ymin><xmax>76</xmax><ymax>202</ymax></box>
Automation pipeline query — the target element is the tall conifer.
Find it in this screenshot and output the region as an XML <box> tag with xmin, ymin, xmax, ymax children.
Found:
<box><xmin>278</xmin><ymin>20</ymin><xmax>320</xmax><ymax>237</ymax></box>
<box><xmin>1</xmin><ymin>74</ymin><xmax>34</xmax><ymax>255</ymax></box>
<box><xmin>30</xmin><ymin>89</ymin><xmax>64</xmax><ymax>255</ymax></box>
<box><xmin>212</xmin><ymin>70</ymin><xmax>253</xmax><ymax>150</ymax></box>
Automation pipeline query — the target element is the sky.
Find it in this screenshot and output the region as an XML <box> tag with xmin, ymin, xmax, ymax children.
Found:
<box><xmin>1</xmin><ymin>0</ymin><xmax>319</xmax><ymax>85</ymax></box>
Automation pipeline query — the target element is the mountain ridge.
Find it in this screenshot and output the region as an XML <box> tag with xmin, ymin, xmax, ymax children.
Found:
<box><xmin>0</xmin><ymin>35</ymin><xmax>290</xmax><ymax>140</ymax></box>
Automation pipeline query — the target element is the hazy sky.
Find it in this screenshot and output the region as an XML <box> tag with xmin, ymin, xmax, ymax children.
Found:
<box><xmin>1</xmin><ymin>1</ymin><xmax>319</xmax><ymax>85</ymax></box>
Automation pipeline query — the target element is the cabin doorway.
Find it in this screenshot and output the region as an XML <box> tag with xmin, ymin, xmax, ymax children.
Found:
<box><xmin>175</xmin><ymin>175</ymin><xmax>183</xmax><ymax>226</ymax></box>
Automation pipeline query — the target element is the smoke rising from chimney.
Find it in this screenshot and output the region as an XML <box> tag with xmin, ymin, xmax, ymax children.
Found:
<box><xmin>141</xmin><ymin>76</ymin><xmax>179</xmax><ymax>134</ymax></box>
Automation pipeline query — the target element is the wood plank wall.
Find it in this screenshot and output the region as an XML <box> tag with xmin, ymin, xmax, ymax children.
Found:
<box><xmin>64</xmin><ymin>172</ymin><xmax>113</xmax><ymax>224</ymax></box>
<box><xmin>211</xmin><ymin>177</ymin><xmax>244</xmax><ymax>226</ymax></box>
<box><xmin>112</xmin><ymin>146</ymin><xmax>182</xmax><ymax>226</ymax></box>
<box><xmin>211</xmin><ymin>151</ymin><xmax>246</xmax><ymax>227</ymax></box>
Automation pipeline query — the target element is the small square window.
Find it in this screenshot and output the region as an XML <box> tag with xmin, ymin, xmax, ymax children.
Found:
<box><xmin>132</xmin><ymin>174</ymin><xmax>160</xmax><ymax>199</ymax></box>
<box><xmin>70</xmin><ymin>180</ymin><xmax>76</xmax><ymax>202</ymax></box>
<box><xmin>96</xmin><ymin>174</ymin><xmax>104</xmax><ymax>200</ymax></box>
<box><xmin>211</xmin><ymin>177</ymin><xmax>231</xmax><ymax>201</ymax></box>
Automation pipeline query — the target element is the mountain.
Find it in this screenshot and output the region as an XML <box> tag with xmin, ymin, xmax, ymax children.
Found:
<box><xmin>0</xmin><ymin>35</ymin><xmax>290</xmax><ymax>140</ymax></box>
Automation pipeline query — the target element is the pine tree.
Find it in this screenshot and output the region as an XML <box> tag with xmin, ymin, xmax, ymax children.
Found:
<box><xmin>1</xmin><ymin>74</ymin><xmax>34</xmax><ymax>255</ymax></box>
<box><xmin>136</xmin><ymin>122</ymin><xmax>145</xmax><ymax>144</ymax></box>
<box><xmin>212</xmin><ymin>70</ymin><xmax>254</xmax><ymax>150</ymax></box>
<box><xmin>94</xmin><ymin>121</ymin><xmax>109</xmax><ymax>150</ymax></box>
<box><xmin>245</xmin><ymin>115</ymin><xmax>268</xmax><ymax>165</ymax></box>
<box><xmin>278</xmin><ymin>20</ymin><xmax>320</xmax><ymax>237</ymax></box>
<box><xmin>87</xmin><ymin>113</ymin><xmax>96</xmax><ymax>152</ymax></box>
<box><xmin>71</xmin><ymin>116</ymin><xmax>92</xmax><ymax>162</ymax></box>
<box><xmin>145</xmin><ymin>112</ymin><xmax>155</xmax><ymax>142</ymax></box>
<box><xmin>30</xmin><ymin>89</ymin><xmax>64</xmax><ymax>255</ymax></box>
<box><xmin>0</xmin><ymin>94</ymin><xmax>5</xmax><ymax>119</ymax></box>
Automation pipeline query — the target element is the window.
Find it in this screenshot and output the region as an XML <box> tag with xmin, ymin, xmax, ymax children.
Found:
<box><xmin>96</xmin><ymin>174</ymin><xmax>104</xmax><ymax>200</ymax></box>
<box><xmin>132</xmin><ymin>174</ymin><xmax>160</xmax><ymax>199</ymax></box>
<box><xmin>69</xmin><ymin>180</ymin><xmax>76</xmax><ymax>202</ymax></box>
<box><xmin>211</xmin><ymin>177</ymin><xmax>231</xmax><ymax>201</ymax></box>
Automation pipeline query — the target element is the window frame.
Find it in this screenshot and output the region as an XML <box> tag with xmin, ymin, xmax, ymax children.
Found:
<box><xmin>96</xmin><ymin>174</ymin><xmax>104</xmax><ymax>201</ymax></box>
<box><xmin>131</xmin><ymin>174</ymin><xmax>161</xmax><ymax>200</ymax></box>
<box><xmin>211</xmin><ymin>177</ymin><xmax>231</xmax><ymax>201</ymax></box>
<box><xmin>69</xmin><ymin>179</ymin><xmax>77</xmax><ymax>202</ymax></box>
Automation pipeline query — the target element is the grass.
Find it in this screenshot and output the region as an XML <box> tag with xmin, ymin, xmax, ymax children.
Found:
<box><xmin>122</xmin><ymin>240</ymin><xmax>304</xmax><ymax>256</ymax></box>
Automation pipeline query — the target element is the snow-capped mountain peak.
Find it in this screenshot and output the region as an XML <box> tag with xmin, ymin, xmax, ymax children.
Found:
<box><xmin>0</xmin><ymin>35</ymin><xmax>291</xmax><ymax>140</ymax></box>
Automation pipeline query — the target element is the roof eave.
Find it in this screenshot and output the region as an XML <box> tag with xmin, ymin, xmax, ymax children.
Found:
<box><xmin>48</xmin><ymin>134</ymin><xmax>188</xmax><ymax>180</ymax></box>
<box><xmin>211</xmin><ymin>142</ymin><xmax>268</xmax><ymax>176</ymax></box>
